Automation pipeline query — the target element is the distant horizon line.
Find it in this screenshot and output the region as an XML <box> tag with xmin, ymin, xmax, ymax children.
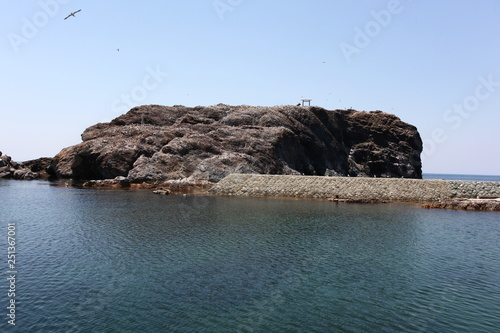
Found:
<box><xmin>423</xmin><ymin>172</ymin><xmax>500</xmax><ymax>176</ymax></box>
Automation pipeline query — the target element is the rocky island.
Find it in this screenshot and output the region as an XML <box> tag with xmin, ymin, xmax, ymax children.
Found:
<box><xmin>46</xmin><ymin>104</ymin><xmax>423</xmax><ymax>188</ymax></box>
<box><xmin>4</xmin><ymin>104</ymin><xmax>499</xmax><ymax>210</ymax></box>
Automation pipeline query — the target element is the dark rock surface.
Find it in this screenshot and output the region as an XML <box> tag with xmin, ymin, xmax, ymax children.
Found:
<box><xmin>22</xmin><ymin>157</ymin><xmax>53</xmax><ymax>172</ymax></box>
<box><xmin>22</xmin><ymin>157</ymin><xmax>53</xmax><ymax>178</ymax></box>
<box><xmin>0</xmin><ymin>152</ymin><xmax>40</xmax><ymax>180</ymax></box>
<box><xmin>47</xmin><ymin>104</ymin><xmax>423</xmax><ymax>183</ymax></box>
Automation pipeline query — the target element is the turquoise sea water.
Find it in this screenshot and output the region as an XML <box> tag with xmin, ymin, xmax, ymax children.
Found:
<box><xmin>0</xmin><ymin>180</ymin><xmax>499</xmax><ymax>332</ymax></box>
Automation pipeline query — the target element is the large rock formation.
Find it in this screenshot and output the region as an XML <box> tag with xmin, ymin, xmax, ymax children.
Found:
<box><xmin>0</xmin><ymin>152</ymin><xmax>40</xmax><ymax>180</ymax></box>
<box><xmin>47</xmin><ymin>104</ymin><xmax>423</xmax><ymax>183</ymax></box>
<box><xmin>23</xmin><ymin>157</ymin><xmax>53</xmax><ymax>179</ymax></box>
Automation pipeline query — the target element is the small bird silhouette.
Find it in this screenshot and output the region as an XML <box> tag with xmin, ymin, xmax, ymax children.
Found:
<box><xmin>64</xmin><ymin>9</ymin><xmax>81</xmax><ymax>20</ymax></box>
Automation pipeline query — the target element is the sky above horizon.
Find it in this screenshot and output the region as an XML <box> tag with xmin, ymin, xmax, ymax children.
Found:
<box><xmin>1</xmin><ymin>0</ymin><xmax>499</xmax><ymax>175</ymax></box>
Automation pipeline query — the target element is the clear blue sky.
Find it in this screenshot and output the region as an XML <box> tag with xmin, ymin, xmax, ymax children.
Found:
<box><xmin>1</xmin><ymin>0</ymin><xmax>499</xmax><ymax>175</ymax></box>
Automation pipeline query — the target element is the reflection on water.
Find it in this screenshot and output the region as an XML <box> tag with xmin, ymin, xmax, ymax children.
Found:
<box><xmin>0</xmin><ymin>180</ymin><xmax>499</xmax><ymax>332</ymax></box>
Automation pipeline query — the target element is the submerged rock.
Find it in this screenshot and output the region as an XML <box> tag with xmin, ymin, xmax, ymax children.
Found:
<box><xmin>82</xmin><ymin>176</ymin><xmax>131</xmax><ymax>188</ymax></box>
<box><xmin>153</xmin><ymin>189</ymin><xmax>171</xmax><ymax>195</ymax></box>
<box><xmin>47</xmin><ymin>104</ymin><xmax>423</xmax><ymax>183</ymax></box>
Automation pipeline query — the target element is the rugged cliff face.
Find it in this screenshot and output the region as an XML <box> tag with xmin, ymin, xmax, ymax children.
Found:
<box><xmin>47</xmin><ymin>104</ymin><xmax>423</xmax><ymax>182</ymax></box>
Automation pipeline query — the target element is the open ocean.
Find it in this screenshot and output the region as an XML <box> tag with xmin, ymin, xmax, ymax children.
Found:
<box><xmin>1</xmin><ymin>178</ymin><xmax>499</xmax><ymax>332</ymax></box>
<box><xmin>423</xmin><ymin>173</ymin><xmax>500</xmax><ymax>182</ymax></box>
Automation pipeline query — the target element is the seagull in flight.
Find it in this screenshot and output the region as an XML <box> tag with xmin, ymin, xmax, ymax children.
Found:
<box><xmin>64</xmin><ymin>9</ymin><xmax>81</xmax><ymax>20</ymax></box>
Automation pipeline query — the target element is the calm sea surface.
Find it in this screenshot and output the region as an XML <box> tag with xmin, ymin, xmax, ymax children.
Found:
<box><xmin>0</xmin><ymin>180</ymin><xmax>499</xmax><ymax>332</ymax></box>
<box><xmin>423</xmin><ymin>173</ymin><xmax>500</xmax><ymax>181</ymax></box>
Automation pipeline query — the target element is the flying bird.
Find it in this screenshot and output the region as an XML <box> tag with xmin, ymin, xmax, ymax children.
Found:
<box><xmin>64</xmin><ymin>9</ymin><xmax>81</xmax><ymax>20</ymax></box>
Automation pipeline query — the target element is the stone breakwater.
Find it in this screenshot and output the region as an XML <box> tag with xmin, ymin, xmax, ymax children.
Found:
<box><xmin>210</xmin><ymin>174</ymin><xmax>500</xmax><ymax>202</ymax></box>
<box><xmin>422</xmin><ymin>199</ymin><xmax>500</xmax><ymax>211</ymax></box>
<box><xmin>448</xmin><ymin>180</ymin><xmax>500</xmax><ymax>199</ymax></box>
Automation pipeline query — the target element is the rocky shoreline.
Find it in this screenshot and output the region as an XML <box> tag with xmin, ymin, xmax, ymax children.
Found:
<box><xmin>2</xmin><ymin>104</ymin><xmax>497</xmax><ymax>211</ymax></box>
<box><xmin>0</xmin><ymin>152</ymin><xmax>41</xmax><ymax>180</ymax></box>
<box><xmin>2</xmin><ymin>165</ymin><xmax>499</xmax><ymax>211</ymax></box>
<box><xmin>421</xmin><ymin>198</ymin><xmax>500</xmax><ymax>211</ymax></box>
<box><xmin>80</xmin><ymin>176</ymin><xmax>213</xmax><ymax>194</ymax></box>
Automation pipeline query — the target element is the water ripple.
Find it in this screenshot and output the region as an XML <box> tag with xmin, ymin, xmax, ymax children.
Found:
<box><xmin>0</xmin><ymin>182</ymin><xmax>499</xmax><ymax>332</ymax></box>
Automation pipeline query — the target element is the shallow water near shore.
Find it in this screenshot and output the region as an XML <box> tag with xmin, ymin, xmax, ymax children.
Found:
<box><xmin>1</xmin><ymin>180</ymin><xmax>499</xmax><ymax>332</ymax></box>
